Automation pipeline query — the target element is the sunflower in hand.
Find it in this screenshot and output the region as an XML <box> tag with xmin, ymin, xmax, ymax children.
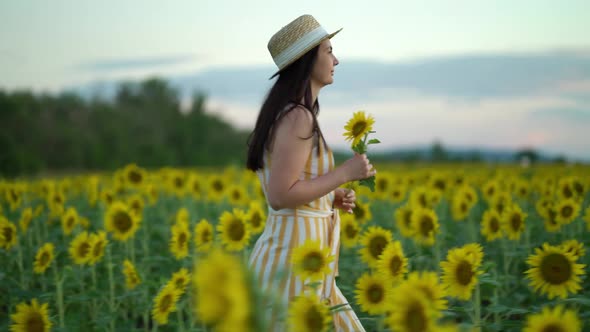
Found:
<box><xmin>343</xmin><ymin>111</ymin><xmax>380</xmax><ymax>191</ymax></box>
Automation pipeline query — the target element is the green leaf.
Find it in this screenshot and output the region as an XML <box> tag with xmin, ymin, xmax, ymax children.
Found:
<box><xmin>359</xmin><ymin>176</ymin><xmax>375</xmax><ymax>192</ymax></box>
<box><xmin>352</xmin><ymin>141</ymin><xmax>367</xmax><ymax>154</ymax></box>
<box><xmin>367</xmin><ymin>139</ymin><xmax>381</xmax><ymax>145</ymax></box>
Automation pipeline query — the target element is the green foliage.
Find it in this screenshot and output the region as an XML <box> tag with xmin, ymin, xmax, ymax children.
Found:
<box><xmin>0</xmin><ymin>78</ymin><xmax>249</xmax><ymax>178</ymax></box>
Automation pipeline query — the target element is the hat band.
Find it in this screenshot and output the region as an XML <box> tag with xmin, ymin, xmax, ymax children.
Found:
<box><xmin>274</xmin><ymin>26</ymin><xmax>328</xmax><ymax>69</ymax></box>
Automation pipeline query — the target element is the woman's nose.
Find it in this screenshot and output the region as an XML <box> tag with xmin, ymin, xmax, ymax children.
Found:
<box><xmin>334</xmin><ymin>57</ymin><xmax>339</xmax><ymax>66</ymax></box>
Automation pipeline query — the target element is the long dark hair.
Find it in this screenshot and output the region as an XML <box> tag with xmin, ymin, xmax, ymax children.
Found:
<box><xmin>246</xmin><ymin>45</ymin><xmax>326</xmax><ymax>171</ymax></box>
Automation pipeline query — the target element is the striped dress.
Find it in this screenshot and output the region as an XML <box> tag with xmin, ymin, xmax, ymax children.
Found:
<box><xmin>248</xmin><ymin>122</ymin><xmax>366</xmax><ymax>331</ymax></box>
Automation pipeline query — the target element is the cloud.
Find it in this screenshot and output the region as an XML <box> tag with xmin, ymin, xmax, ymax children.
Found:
<box><xmin>71</xmin><ymin>48</ymin><xmax>590</xmax><ymax>160</ymax></box>
<box><xmin>530</xmin><ymin>107</ymin><xmax>590</xmax><ymax>123</ymax></box>
<box><xmin>74</xmin><ymin>54</ymin><xmax>201</xmax><ymax>73</ymax></box>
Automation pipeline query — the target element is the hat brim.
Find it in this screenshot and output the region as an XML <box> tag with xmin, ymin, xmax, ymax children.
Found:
<box><xmin>269</xmin><ymin>28</ymin><xmax>342</xmax><ymax>80</ymax></box>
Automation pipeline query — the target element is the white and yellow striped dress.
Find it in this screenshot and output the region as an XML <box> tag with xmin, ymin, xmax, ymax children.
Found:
<box><xmin>248</xmin><ymin>123</ymin><xmax>366</xmax><ymax>331</ymax></box>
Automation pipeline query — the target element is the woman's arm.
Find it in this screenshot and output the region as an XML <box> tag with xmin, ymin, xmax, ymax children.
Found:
<box><xmin>267</xmin><ymin>106</ymin><xmax>348</xmax><ymax>210</ymax></box>
<box><xmin>267</xmin><ymin>106</ymin><xmax>375</xmax><ymax>210</ymax></box>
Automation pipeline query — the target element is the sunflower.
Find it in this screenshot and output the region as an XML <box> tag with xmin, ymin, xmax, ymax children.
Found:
<box><xmin>525</xmin><ymin>243</ymin><xmax>585</xmax><ymax>299</ymax></box>
<box><xmin>245</xmin><ymin>200</ymin><xmax>266</xmax><ymax>234</ymax></box>
<box><xmin>544</xmin><ymin>209</ymin><xmax>563</xmax><ymax>233</ymax></box>
<box><xmin>491</xmin><ymin>191</ymin><xmax>512</xmax><ymax>216</ymax></box>
<box><xmin>207</xmin><ymin>175</ymin><xmax>226</xmax><ymax>202</ymax></box>
<box><xmin>480</xmin><ymin>209</ymin><xmax>503</xmax><ymax>242</ymax></box>
<box><xmin>169</xmin><ymin>267</ymin><xmax>190</xmax><ymax>294</ymax></box>
<box><xmin>386</xmin><ymin>281</ymin><xmax>437</xmax><ymax>332</ymax></box>
<box><xmin>450</xmin><ymin>195</ymin><xmax>471</xmax><ymax>222</ymax></box>
<box><xmin>34</xmin><ymin>204</ymin><xmax>44</xmax><ymax>218</ymax></box>
<box><xmin>87</xmin><ymin>231</ymin><xmax>108</xmax><ymax>265</ymax></box>
<box><xmin>291</xmin><ymin>240</ymin><xmax>334</xmax><ymax>282</ymax></box>
<box><xmin>10</xmin><ymin>298</ymin><xmax>52</xmax><ymax>332</ymax></box>
<box><xmin>388</xmin><ymin>184</ymin><xmax>407</xmax><ymax>203</ymax></box>
<box><xmin>194</xmin><ymin>219</ymin><xmax>214</xmax><ymax>252</ymax></box>
<box><xmin>394</xmin><ymin>204</ymin><xmax>415</xmax><ymax>238</ymax></box>
<box><xmin>174</xmin><ymin>207</ymin><xmax>190</xmax><ymax>226</ymax></box>
<box><xmin>377</xmin><ymin>241</ymin><xmax>408</xmax><ymax>283</ymax></box>
<box><xmin>123</xmin><ymin>259</ymin><xmax>141</xmax><ymax>290</ymax></box>
<box><xmin>523</xmin><ymin>305</ymin><xmax>581</xmax><ymax>332</ymax></box>
<box><xmin>47</xmin><ymin>188</ymin><xmax>65</xmax><ymax>217</ymax></box>
<box><xmin>584</xmin><ymin>206</ymin><xmax>590</xmax><ymax>231</ymax></box>
<box><xmin>192</xmin><ymin>249</ymin><xmax>250</xmax><ymax>327</ymax></box>
<box><xmin>100</xmin><ymin>188</ymin><xmax>115</xmax><ymax>207</ymax></box>
<box><xmin>151</xmin><ymin>283</ymin><xmax>181</xmax><ymax>325</ymax></box>
<box><xmin>126</xmin><ymin>193</ymin><xmax>145</xmax><ymax>218</ymax></box>
<box><xmin>359</xmin><ymin>226</ymin><xmax>393</xmax><ymax>268</ymax></box>
<box><xmin>440</xmin><ymin>247</ymin><xmax>482</xmax><ymax>300</ymax></box>
<box><xmin>217</xmin><ymin>209</ymin><xmax>250</xmax><ymax>252</ymax></box>
<box><xmin>6</xmin><ymin>184</ymin><xmax>23</xmax><ymax>211</ymax></box>
<box><xmin>409</xmin><ymin>186</ymin><xmax>432</xmax><ymax>209</ymax></box>
<box><xmin>570</xmin><ymin>176</ymin><xmax>586</xmax><ymax>197</ymax></box>
<box><xmin>170</xmin><ymin>222</ymin><xmax>191</xmax><ymax>259</ymax></box>
<box><xmin>104</xmin><ymin>201</ymin><xmax>141</xmax><ymax>241</ymax></box>
<box><xmin>0</xmin><ymin>216</ymin><xmax>17</xmax><ymax>250</ymax></box>
<box><xmin>410</xmin><ymin>207</ymin><xmax>439</xmax><ymax>246</ymax></box>
<box><xmin>144</xmin><ymin>183</ymin><xmax>159</xmax><ymax>205</ymax></box>
<box><xmin>79</xmin><ymin>217</ymin><xmax>90</xmax><ymax>229</ymax></box>
<box><xmin>343</xmin><ymin>111</ymin><xmax>375</xmax><ymax>148</ymax></box>
<box><xmin>560</xmin><ymin>239</ymin><xmax>585</xmax><ymax>260</ymax></box>
<box><xmin>188</xmin><ymin>174</ymin><xmax>202</xmax><ymax>200</ymax></box>
<box><xmin>340</xmin><ymin>213</ymin><xmax>360</xmax><ymax>248</ymax></box>
<box><xmin>557</xmin><ymin>178</ymin><xmax>575</xmax><ymax>200</ymax></box>
<box><xmin>514</xmin><ymin>179</ymin><xmax>530</xmax><ymax>199</ymax></box>
<box><xmin>501</xmin><ymin>203</ymin><xmax>527</xmax><ymax>241</ymax></box>
<box><xmin>553</xmin><ymin>198</ymin><xmax>580</xmax><ymax>225</ymax></box>
<box><xmin>168</xmin><ymin>170</ymin><xmax>187</xmax><ymax>197</ymax></box>
<box><xmin>61</xmin><ymin>207</ymin><xmax>78</xmax><ymax>236</ymax></box>
<box><xmin>227</xmin><ymin>185</ymin><xmax>248</xmax><ymax>206</ymax></box>
<box><xmin>355</xmin><ymin>273</ymin><xmax>391</xmax><ymax>315</ymax></box>
<box><xmin>458</xmin><ymin>184</ymin><xmax>478</xmax><ymax>206</ymax></box>
<box><xmin>461</xmin><ymin>243</ymin><xmax>484</xmax><ymax>267</ymax></box>
<box><xmin>69</xmin><ymin>231</ymin><xmax>92</xmax><ymax>265</ymax></box>
<box><xmin>351</xmin><ymin>199</ymin><xmax>372</xmax><ymax>224</ymax></box>
<box><xmin>428</xmin><ymin>172</ymin><xmax>448</xmax><ymax>195</ymax></box>
<box><xmin>18</xmin><ymin>207</ymin><xmax>33</xmax><ymax>233</ymax></box>
<box><xmin>33</xmin><ymin>243</ymin><xmax>55</xmax><ymax>274</ymax></box>
<box><xmin>481</xmin><ymin>179</ymin><xmax>500</xmax><ymax>202</ymax></box>
<box><xmin>288</xmin><ymin>294</ymin><xmax>332</xmax><ymax>332</ymax></box>
<box><xmin>535</xmin><ymin>197</ymin><xmax>553</xmax><ymax>220</ymax></box>
<box><xmin>123</xmin><ymin>163</ymin><xmax>147</xmax><ymax>189</ymax></box>
<box><xmin>375</xmin><ymin>173</ymin><xmax>393</xmax><ymax>198</ymax></box>
<box><xmin>404</xmin><ymin>271</ymin><xmax>448</xmax><ymax>313</ymax></box>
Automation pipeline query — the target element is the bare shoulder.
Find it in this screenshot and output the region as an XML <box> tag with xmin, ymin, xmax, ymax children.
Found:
<box><xmin>278</xmin><ymin>105</ymin><xmax>314</xmax><ymax>137</ymax></box>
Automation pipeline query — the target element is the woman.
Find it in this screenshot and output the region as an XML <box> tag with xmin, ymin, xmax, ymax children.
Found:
<box><xmin>246</xmin><ymin>14</ymin><xmax>375</xmax><ymax>331</ymax></box>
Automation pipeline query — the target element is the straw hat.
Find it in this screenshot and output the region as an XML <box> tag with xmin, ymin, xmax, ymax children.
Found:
<box><xmin>268</xmin><ymin>14</ymin><xmax>342</xmax><ymax>79</ymax></box>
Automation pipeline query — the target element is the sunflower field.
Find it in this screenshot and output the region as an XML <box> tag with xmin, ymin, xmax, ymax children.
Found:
<box><xmin>1</xmin><ymin>162</ymin><xmax>589</xmax><ymax>332</ymax></box>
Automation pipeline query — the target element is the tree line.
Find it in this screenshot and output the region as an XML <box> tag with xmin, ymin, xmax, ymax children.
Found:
<box><xmin>0</xmin><ymin>78</ymin><xmax>250</xmax><ymax>178</ymax></box>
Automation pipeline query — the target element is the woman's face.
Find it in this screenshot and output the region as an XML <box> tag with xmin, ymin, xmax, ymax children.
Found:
<box><xmin>311</xmin><ymin>39</ymin><xmax>339</xmax><ymax>87</ymax></box>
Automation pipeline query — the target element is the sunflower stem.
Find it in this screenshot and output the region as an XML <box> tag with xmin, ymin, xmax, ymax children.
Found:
<box><xmin>17</xmin><ymin>235</ymin><xmax>25</xmax><ymax>289</ymax></box>
<box><xmin>144</xmin><ymin>287</ymin><xmax>150</xmax><ymax>332</ymax></box>
<box><xmin>107</xmin><ymin>244</ymin><xmax>116</xmax><ymax>331</ymax></box>
<box><xmin>53</xmin><ymin>263</ymin><xmax>65</xmax><ymax>328</ymax></box>
<box><xmin>26</xmin><ymin>227</ymin><xmax>33</xmax><ymax>257</ymax></box>
<box><xmin>473</xmin><ymin>281</ymin><xmax>481</xmax><ymax>331</ymax></box>
<box><xmin>176</xmin><ymin>301</ymin><xmax>185</xmax><ymax>332</ymax></box>
<box><xmin>91</xmin><ymin>264</ymin><xmax>97</xmax><ymax>322</ymax></box>
<box><xmin>34</xmin><ymin>217</ymin><xmax>42</xmax><ymax>248</ymax></box>
<box><xmin>493</xmin><ymin>266</ymin><xmax>500</xmax><ymax>325</ymax></box>
<box><xmin>143</xmin><ymin>216</ymin><xmax>150</xmax><ymax>263</ymax></box>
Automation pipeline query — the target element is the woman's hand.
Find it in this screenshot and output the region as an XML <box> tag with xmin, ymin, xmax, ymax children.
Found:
<box><xmin>339</xmin><ymin>153</ymin><xmax>376</xmax><ymax>182</ymax></box>
<box><xmin>333</xmin><ymin>188</ymin><xmax>356</xmax><ymax>214</ymax></box>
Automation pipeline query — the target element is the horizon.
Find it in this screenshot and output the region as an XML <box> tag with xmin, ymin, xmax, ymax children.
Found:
<box><xmin>1</xmin><ymin>1</ymin><xmax>589</xmax><ymax>161</ymax></box>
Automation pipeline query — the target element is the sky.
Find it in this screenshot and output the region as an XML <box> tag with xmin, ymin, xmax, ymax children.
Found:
<box><xmin>2</xmin><ymin>0</ymin><xmax>590</xmax><ymax>159</ymax></box>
